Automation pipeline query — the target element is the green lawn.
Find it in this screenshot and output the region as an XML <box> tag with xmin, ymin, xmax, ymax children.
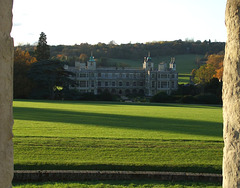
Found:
<box><xmin>13</xmin><ymin>181</ymin><xmax>222</xmax><ymax>188</ymax></box>
<box><xmin>109</xmin><ymin>54</ymin><xmax>202</xmax><ymax>74</ymax></box>
<box><xmin>108</xmin><ymin>54</ymin><xmax>203</xmax><ymax>84</ymax></box>
<box><xmin>13</xmin><ymin>100</ymin><xmax>223</xmax><ymax>173</ymax></box>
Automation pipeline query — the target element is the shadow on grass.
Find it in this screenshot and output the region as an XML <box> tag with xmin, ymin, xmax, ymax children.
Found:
<box><xmin>14</xmin><ymin>106</ymin><xmax>222</xmax><ymax>138</ymax></box>
<box><xmin>14</xmin><ymin>99</ymin><xmax>222</xmax><ymax>108</ymax></box>
<box><xmin>14</xmin><ymin>163</ymin><xmax>222</xmax><ymax>174</ymax></box>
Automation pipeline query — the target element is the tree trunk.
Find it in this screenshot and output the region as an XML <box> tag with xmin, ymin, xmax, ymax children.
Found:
<box><xmin>223</xmin><ymin>0</ymin><xmax>240</xmax><ymax>187</ymax></box>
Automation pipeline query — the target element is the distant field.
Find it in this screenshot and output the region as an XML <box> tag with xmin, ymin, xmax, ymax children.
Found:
<box><xmin>13</xmin><ymin>100</ymin><xmax>223</xmax><ymax>173</ymax></box>
<box><xmin>108</xmin><ymin>54</ymin><xmax>203</xmax><ymax>84</ymax></box>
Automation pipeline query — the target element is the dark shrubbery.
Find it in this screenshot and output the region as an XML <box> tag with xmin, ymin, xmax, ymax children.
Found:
<box><xmin>194</xmin><ymin>93</ymin><xmax>220</xmax><ymax>104</ymax></box>
<box><xmin>150</xmin><ymin>78</ymin><xmax>222</xmax><ymax>105</ymax></box>
<box><xmin>150</xmin><ymin>92</ymin><xmax>173</xmax><ymax>103</ymax></box>
<box><xmin>179</xmin><ymin>95</ymin><xmax>196</xmax><ymax>104</ymax></box>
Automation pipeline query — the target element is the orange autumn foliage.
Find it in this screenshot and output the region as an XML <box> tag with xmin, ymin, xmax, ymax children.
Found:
<box><xmin>206</xmin><ymin>54</ymin><xmax>224</xmax><ymax>81</ymax></box>
<box><xmin>14</xmin><ymin>48</ymin><xmax>37</xmax><ymax>98</ymax></box>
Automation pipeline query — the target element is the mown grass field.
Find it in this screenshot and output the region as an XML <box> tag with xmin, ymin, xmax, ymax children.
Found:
<box><xmin>13</xmin><ymin>100</ymin><xmax>223</xmax><ymax>173</ymax></box>
<box><xmin>13</xmin><ymin>181</ymin><xmax>221</xmax><ymax>188</ymax></box>
<box><xmin>108</xmin><ymin>54</ymin><xmax>203</xmax><ymax>84</ymax></box>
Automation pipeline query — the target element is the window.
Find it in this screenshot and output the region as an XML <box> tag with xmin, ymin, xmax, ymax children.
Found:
<box><xmin>152</xmin><ymin>81</ymin><xmax>155</xmax><ymax>88</ymax></box>
<box><xmin>80</xmin><ymin>81</ymin><xmax>86</xmax><ymax>87</ymax></box>
<box><xmin>91</xmin><ymin>81</ymin><xmax>94</xmax><ymax>87</ymax></box>
<box><xmin>119</xmin><ymin>82</ymin><xmax>122</xmax><ymax>86</ymax></box>
<box><xmin>98</xmin><ymin>81</ymin><xmax>101</xmax><ymax>86</ymax></box>
<box><xmin>126</xmin><ymin>82</ymin><xmax>130</xmax><ymax>86</ymax></box>
<box><xmin>98</xmin><ymin>73</ymin><xmax>101</xmax><ymax>77</ymax></box>
<box><xmin>112</xmin><ymin>82</ymin><xmax>116</xmax><ymax>86</ymax></box>
<box><xmin>140</xmin><ymin>82</ymin><xmax>143</xmax><ymax>86</ymax></box>
<box><xmin>80</xmin><ymin>73</ymin><xmax>86</xmax><ymax>77</ymax></box>
<box><xmin>161</xmin><ymin>74</ymin><xmax>167</xmax><ymax>79</ymax></box>
<box><xmin>133</xmin><ymin>82</ymin><xmax>136</xmax><ymax>86</ymax></box>
<box><xmin>161</xmin><ymin>81</ymin><xmax>168</xmax><ymax>88</ymax></box>
<box><xmin>105</xmin><ymin>82</ymin><xmax>108</xmax><ymax>86</ymax></box>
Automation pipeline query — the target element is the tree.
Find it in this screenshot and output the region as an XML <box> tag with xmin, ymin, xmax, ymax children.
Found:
<box><xmin>14</xmin><ymin>48</ymin><xmax>37</xmax><ymax>98</ymax></box>
<box><xmin>193</xmin><ymin>54</ymin><xmax>224</xmax><ymax>84</ymax></box>
<box><xmin>79</xmin><ymin>53</ymin><xmax>88</xmax><ymax>63</ymax></box>
<box><xmin>29</xmin><ymin>59</ymin><xmax>75</xmax><ymax>99</ymax></box>
<box><xmin>206</xmin><ymin>54</ymin><xmax>224</xmax><ymax>81</ymax></box>
<box><xmin>35</xmin><ymin>32</ymin><xmax>50</xmax><ymax>61</ymax></box>
<box><xmin>194</xmin><ymin>64</ymin><xmax>216</xmax><ymax>84</ymax></box>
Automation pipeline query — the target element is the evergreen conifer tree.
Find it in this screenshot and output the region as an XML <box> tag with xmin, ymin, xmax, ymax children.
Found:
<box><xmin>35</xmin><ymin>32</ymin><xmax>50</xmax><ymax>61</ymax></box>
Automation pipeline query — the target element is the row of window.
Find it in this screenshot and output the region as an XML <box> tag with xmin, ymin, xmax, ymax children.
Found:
<box><xmin>77</xmin><ymin>81</ymin><xmax>143</xmax><ymax>88</ymax></box>
<box><xmin>76</xmin><ymin>72</ymin><xmax>177</xmax><ymax>79</ymax></box>
<box><xmin>98</xmin><ymin>72</ymin><xmax>144</xmax><ymax>79</ymax></box>
<box><xmin>155</xmin><ymin>81</ymin><xmax>176</xmax><ymax>88</ymax></box>
<box><xmin>76</xmin><ymin>80</ymin><xmax>176</xmax><ymax>89</ymax></box>
<box><xmin>98</xmin><ymin>81</ymin><xmax>144</xmax><ymax>87</ymax></box>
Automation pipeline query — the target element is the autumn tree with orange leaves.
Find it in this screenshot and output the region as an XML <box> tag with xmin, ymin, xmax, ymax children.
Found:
<box><xmin>14</xmin><ymin>48</ymin><xmax>37</xmax><ymax>98</ymax></box>
<box><xmin>193</xmin><ymin>54</ymin><xmax>224</xmax><ymax>84</ymax></box>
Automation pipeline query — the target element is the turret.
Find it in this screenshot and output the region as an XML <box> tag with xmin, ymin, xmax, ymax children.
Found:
<box><xmin>169</xmin><ymin>57</ymin><xmax>176</xmax><ymax>71</ymax></box>
<box><xmin>87</xmin><ymin>52</ymin><xmax>96</xmax><ymax>70</ymax></box>
<box><xmin>143</xmin><ymin>52</ymin><xmax>154</xmax><ymax>70</ymax></box>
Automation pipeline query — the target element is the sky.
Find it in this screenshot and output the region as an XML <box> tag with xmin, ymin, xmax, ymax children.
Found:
<box><xmin>12</xmin><ymin>0</ymin><xmax>227</xmax><ymax>46</ymax></box>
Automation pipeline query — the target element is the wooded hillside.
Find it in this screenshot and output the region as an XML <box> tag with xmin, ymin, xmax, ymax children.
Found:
<box><xmin>18</xmin><ymin>40</ymin><xmax>225</xmax><ymax>65</ymax></box>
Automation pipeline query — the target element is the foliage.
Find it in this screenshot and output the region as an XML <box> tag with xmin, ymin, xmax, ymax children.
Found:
<box><xmin>150</xmin><ymin>92</ymin><xmax>173</xmax><ymax>103</ymax></box>
<box><xmin>18</xmin><ymin>40</ymin><xmax>225</xmax><ymax>63</ymax></box>
<box><xmin>35</xmin><ymin>32</ymin><xmax>50</xmax><ymax>61</ymax></box>
<box><xmin>179</xmin><ymin>95</ymin><xmax>196</xmax><ymax>104</ymax></box>
<box><xmin>14</xmin><ymin>48</ymin><xmax>37</xmax><ymax>98</ymax></box>
<box><xmin>79</xmin><ymin>53</ymin><xmax>88</xmax><ymax>63</ymax></box>
<box><xmin>194</xmin><ymin>64</ymin><xmax>216</xmax><ymax>84</ymax></box>
<box><xmin>13</xmin><ymin>100</ymin><xmax>223</xmax><ymax>173</ymax></box>
<box><xmin>194</xmin><ymin>93</ymin><xmax>220</xmax><ymax>104</ymax></box>
<box><xmin>207</xmin><ymin>54</ymin><xmax>224</xmax><ymax>80</ymax></box>
<box><xmin>193</xmin><ymin>54</ymin><xmax>224</xmax><ymax>84</ymax></box>
<box><xmin>28</xmin><ymin>59</ymin><xmax>74</xmax><ymax>99</ymax></box>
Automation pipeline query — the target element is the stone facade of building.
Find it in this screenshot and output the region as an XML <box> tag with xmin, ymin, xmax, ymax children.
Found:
<box><xmin>66</xmin><ymin>54</ymin><xmax>178</xmax><ymax>96</ymax></box>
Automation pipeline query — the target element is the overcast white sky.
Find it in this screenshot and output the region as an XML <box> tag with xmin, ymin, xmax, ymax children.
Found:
<box><xmin>11</xmin><ymin>0</ymin><xmax>227</xmax><ymax>46</ymax></box>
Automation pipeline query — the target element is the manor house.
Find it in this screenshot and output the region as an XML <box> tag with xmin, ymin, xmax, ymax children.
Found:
<box><xmin>66</xmin><ymin>54</ymin><xmax>178</xmax><ymax>96</ymax></box>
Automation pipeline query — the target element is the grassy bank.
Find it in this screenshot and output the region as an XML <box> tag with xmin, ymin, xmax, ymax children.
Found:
<box><xmin>13</xmin><ymin>181</ymin><xmax>222</xmax><ymax>188</ymax></box>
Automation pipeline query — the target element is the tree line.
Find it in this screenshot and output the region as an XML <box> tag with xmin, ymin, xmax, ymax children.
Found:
<box><xmin>18</xmin><ymin>39</ymin><xmax>225</xmax><ymax>65</ymax></box>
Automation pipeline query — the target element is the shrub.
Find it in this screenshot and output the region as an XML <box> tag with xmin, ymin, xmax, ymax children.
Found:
<box><xmin>194</xmin><ymin>93</ymin><xmax>220</xmax><ymax>104</ymax></box>
<box><xmin>150</xmin><ymin>92</ymin><xmax>173</xmax><ymax>103</ymax></box>
<box><xmin>179</xmin><ymin>95</ymin><xmax>196</xmax><ymax>104</ymax></box>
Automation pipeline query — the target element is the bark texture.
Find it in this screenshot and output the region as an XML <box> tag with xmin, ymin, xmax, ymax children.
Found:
<box><xmin>223</xmin><ymin>0</ymin><xmax>240</xmax><ymax>187</ymax></box>
<box><xmin>0</xmin><ymin>0</ymin><xmax>14</xmax><ymax>187</ymax></box>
